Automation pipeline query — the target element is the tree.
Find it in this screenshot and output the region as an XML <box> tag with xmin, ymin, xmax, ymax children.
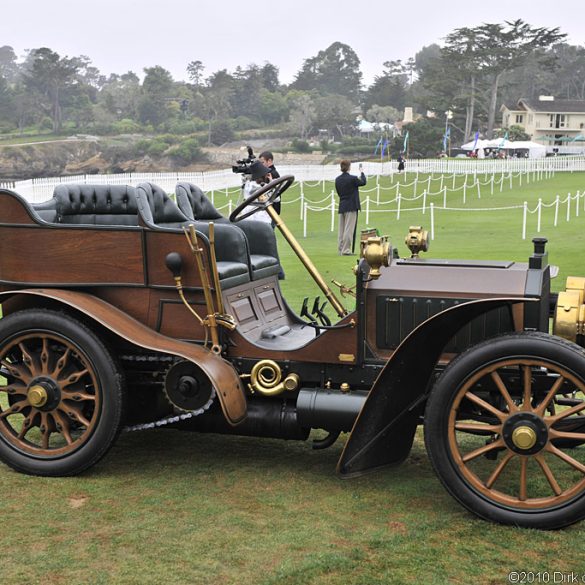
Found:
<box><xmin>187</xmin><ymin>60</ymin><xmax>204</xmax><ymax>87</ymax></box>
<box><xmin>291</xmin><ymin>42</ymin><xmax>362</xmax><ymax>102</ymax></box>
<box><xmin>366</xmin><ymin>104</ymin><xmax>400</xmax><ymax>124</ymax></box>
<box><xmin>139</xmin><ymin>66</ymin><xmax>175</xmax><ymax>126</ymax></box>
<box><xmin>0</xmin><ymin>75</ymin><xmax>16</xmax><ymax>126</ymax></box>
<box><xmin>22</xmin><ymin>48</ymin><xmax>80</xmax><ymax>132</ymax></box>
<box><xmin>260</xmin><ymin>62</ymin><xmax>280</xmax><ymax>92</ymax></box>
<box><xmin>313</xmin><ymin>94</ymin><xmax>355</xmax><ymax>138</ymax></box>
<box><xmin>448</xmin><ymin>20</ymin><xmax>566</xmax><ymax>137</ymax></box>
<box><xmin>287</xmin><ymin>92</ymin><xmax>315</xmax><ymax>139</ymax></box>
<box><xmin>0</xmin><ymin>46</ymin><xmax>19</xmax><ymax>83</ymax></box>
<box><xmin>364</xmin><ymin>60</ymin><xmax>410</xmax><ymax>112</ymax></box>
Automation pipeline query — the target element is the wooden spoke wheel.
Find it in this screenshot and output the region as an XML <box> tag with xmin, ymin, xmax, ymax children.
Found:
<box><xmin>0</xmin><ymin>309</ymin><xmax>123</xmax><ymax>476</ymax></box>
<box><xmin>425</xmin><ymin>332</ymin><xmax>585</xmax><ymax>529</ymax></box>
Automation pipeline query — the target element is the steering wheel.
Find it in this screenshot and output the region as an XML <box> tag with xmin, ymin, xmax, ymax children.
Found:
<box><xmin>229</xmin><ymin>175</ymin><xmax>294</xmax><ymax>222</ymax></box>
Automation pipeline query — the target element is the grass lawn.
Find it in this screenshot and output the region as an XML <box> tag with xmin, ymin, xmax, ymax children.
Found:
<box><xmin>1</xmin><ymin>169</ymin><xmax>585</xmax><ymax>584</ymax></box>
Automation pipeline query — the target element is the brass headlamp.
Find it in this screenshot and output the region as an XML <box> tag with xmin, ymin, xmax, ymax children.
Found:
<box><xmin>361</xmin><ymin>236</ymin><xmax>390</xmax><ymax>279</ymax></box>
<box><xmin>405</xmin><ymin>226</ymin><xmax>429</xmax><ymax>258</ymax></box>
<box><xmin>554</xmin><ymin>277</ymin><xmax>585</xmax><ymax>345</ymax></box>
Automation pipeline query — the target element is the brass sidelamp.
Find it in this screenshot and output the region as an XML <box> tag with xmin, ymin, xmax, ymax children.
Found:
<box><xmin>554</xmin><ymin>276</ymin><xmax>585</xmax><ymax>345</ymax></box>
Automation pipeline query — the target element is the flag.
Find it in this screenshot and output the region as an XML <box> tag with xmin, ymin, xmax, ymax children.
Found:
<box><xmin>403</xmin><ymin>131</ymin><xmax>409</xmax><ymax>152</ymax></box>
<box><xmin>472</xmin><ymin>130</ymin><xmax>479</xmax><ymax>151</ymax></box>
<box><xmin>442</xmin><ymin>127</ymin><xmax>451</xmax><ymax>151</ymax></box>
<box><xmin>381</xmin><ymin>138</ymin><xmax>388</xmax><ymax>157</ymax></box>
<box><xmin>499</xmin><ymin>131</ymin><xmax>509</xmax><ymax>148</ymax></box>
<box><xmin>374</xmin><ymin>137</ymin><xmax>383</xmax><ymax>155</ymax></box>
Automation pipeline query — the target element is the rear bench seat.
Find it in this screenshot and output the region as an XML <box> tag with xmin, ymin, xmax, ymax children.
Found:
<box><xmin>33</xmin><ymin>183</ymin><xmax>250</xmax><ymax>289</ymax></box>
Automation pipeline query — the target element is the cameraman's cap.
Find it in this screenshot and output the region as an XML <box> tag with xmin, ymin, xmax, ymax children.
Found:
<box><xmin>250</xmin><ymin>160</ymin><xmax>270</xmax><ymax>180</ymax></box>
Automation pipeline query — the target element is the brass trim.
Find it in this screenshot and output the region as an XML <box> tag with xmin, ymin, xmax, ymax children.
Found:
<box><xmin>553</xmin><ymin>277</ymin><xmax>585</xmax><ymax>343</ymax></box>
<box><xmin>338</xmin><ymin>353</ymin><xmax>355</xmax><ymax>363</ymax></box>
<box><xmin>512</xmin><ymin>426</ymin><xmax>537</xmax><ymax>450</ymax></box>
<box><xmin>248</xmin><ymin>359</ymin><xmax>300</xmax><ymax>396</ymax></box>
<box><xmin>27</xmin><ymin>384</ymin><xmax>48</xmax><ymax>408</ymax></box>
<box><xmin>266</xmin><ymin>205</ymin><xmax>347</xmax><ymax>318</ymax></box>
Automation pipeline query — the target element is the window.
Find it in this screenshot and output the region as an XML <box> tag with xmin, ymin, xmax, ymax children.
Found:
<box><xmin>515</xmin><ymin>114</ymin><xmax>524</xmax><ymax>124</ymax></box>
<box><xmin>550</xmin><ymin>114</ymin><xmax>566</xmax><ymax>128</ymax></box>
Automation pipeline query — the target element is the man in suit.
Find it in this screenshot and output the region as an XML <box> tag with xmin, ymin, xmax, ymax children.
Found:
<box><xmin>335</xmin><ymin>159</ymin><xmax>366</xmax><ymax>255</ymax></box>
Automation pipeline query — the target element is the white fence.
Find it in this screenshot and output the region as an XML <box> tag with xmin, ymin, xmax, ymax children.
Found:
<box><xmin>3</xmin><ymin>156</ymin><xmax>585</xmax><ymax>204</ymax></box>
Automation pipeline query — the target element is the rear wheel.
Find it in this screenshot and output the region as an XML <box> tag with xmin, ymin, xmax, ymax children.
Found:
<box><xmin>425</xmin><ymin>332</ymin><xmax>585</xmax><ymax>529</ymax></box>
<box><xmin>0</xmin><ymin>309</ymin><xmax>124</xmax><ymax>476</ymax></box>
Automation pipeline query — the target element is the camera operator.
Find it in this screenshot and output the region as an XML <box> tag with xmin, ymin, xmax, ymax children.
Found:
<box><xmin>258</xmin><ymin>151</ymin><xmax>280</xmax><ymax>215</ymax></box>
<box><xmin>240</xmin><ymin>160</ymin><xmax>274</xmax><ymax>225</ymax></box>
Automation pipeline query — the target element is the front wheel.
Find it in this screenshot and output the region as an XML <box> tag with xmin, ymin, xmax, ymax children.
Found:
<box><xmin>425</xmin><ymin>332</ymin><xmax>585</xmax><ymax>529</ymax></box>
<box><xmin>0</xmin><ymin>309</ymin><xmax>124</xmax><ymax>476</ymax></box>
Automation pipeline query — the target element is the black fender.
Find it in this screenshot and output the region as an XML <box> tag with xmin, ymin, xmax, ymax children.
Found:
<box><xmin>337</xmin><ymin>297</ymin><xmax>535</xmax><ymax>477</ymax></box>
<box><xmin>0</xmin><ymin>289</ymin><xmax>247</xmax><ymax>425</ymax></box>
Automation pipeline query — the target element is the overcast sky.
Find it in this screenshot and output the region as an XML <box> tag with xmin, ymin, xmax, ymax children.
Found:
<box><xmin>1</xmin><ymin>0</ymin><xmax>583</xmax><ymax>85</ymax></box>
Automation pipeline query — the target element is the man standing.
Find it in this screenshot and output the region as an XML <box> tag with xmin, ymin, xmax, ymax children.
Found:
<box><xmin>259</xmin><ymin>150</ymin><xmax>285</xmax><ymax>279</ymax></box>
<box><xmin>335</xmin><ymin>160</ymin><xmax>366</xmax><ymax>255</ymax></box>
<box><xmin>259</xmin><ymin>151</ymin><xmax>280</xmax><ymax>215</ymax></box>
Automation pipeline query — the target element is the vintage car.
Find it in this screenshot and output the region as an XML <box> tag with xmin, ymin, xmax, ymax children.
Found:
<box><xmin>0</xmin><ymin>171</ymin><xmax>584</xmax><ymax>530</ymax></box>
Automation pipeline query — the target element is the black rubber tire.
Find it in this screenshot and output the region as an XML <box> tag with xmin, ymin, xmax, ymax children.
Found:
<box><xmin>0</xmin><ymin>309</ymin><xmax>124</xmax><ymax>476</ymax></box>
<box><xmin>424</xmin><ymin>331</ymin><xmax>585</xmax><ymax>529</ymax></box>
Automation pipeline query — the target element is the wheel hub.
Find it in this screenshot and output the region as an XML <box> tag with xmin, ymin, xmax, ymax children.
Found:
<box><xmin>502</xmin><ymin>412</ymin><xmax>548</xmax><ymax>455</ymax></box>
<box><xmin>512</xmin><ymin>426</ymin><xmax>537</xmax><ymax>450</ymax></box>
<box><xmin>27</xmin><ymin>385</ymin><xmax>48</xmax><ymax>408</ymax></box>
<box><xmin>27</xmin><ymin>377</ymin><xmax>61</xmax><ymax>411</ymax></box>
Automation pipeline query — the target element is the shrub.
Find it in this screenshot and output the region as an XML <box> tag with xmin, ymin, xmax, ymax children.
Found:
<box><xmin>112</xmin><ymin>119</ymin><xmax>142</xmax><ymax>134</ymax></box>
<box><xmin>168</xmin><ymin>138</ymin><xmax>205</xmax><ymax>165</ymax></box>
<box><xmin>291</xmin><ymin>138</ymin><xmax>311</xmax><ymax>153</ymax></box>
<box><xmin>209</xmin><ymin>120</ymin><xmax>235</xmax><ymax>145</ymax></box>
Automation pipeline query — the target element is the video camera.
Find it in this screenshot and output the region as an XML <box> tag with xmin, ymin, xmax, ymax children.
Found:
<box><xmin>232</xmin><ymin>146</ymin><xmax>256</xmax><ymax>174</ymax></box>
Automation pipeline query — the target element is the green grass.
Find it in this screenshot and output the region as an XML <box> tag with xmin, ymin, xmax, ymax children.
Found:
<box><xmin>2</xmin><ymin>169</ymin><xmax>585</xmax><ymax>584</ymax></box>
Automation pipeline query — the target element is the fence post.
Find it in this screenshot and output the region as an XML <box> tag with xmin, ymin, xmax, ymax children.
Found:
<box><xmin>422</xmin><ymin>190</ymin><xmax>427</xmax><ymax>214</ymax></box>
<box><xmin>527</xmin><ymin>170</ymin><xmax>530</xmax><ymax>184</ymax></box>
<box><xmin>567</xmin><ymin>193</ymin><xmax>571</xmax><ymax>222</ymax></box>
<box><xmin>430</xmin><ymin>203</ymin><xmax>435</xmax><ymax>240</ymax></box>
<box><xmin>443</xmin><ymin>186</ymin><xmax>447</xmax><ymax>208</ymax></box>
<box><xmin>397</xmin><ymin>193</ymin><xmax>401</xmax><ymax>220</ymax></box>
<box><xmin>377</xmin><ymin>182</ymin><xmax>380</xmax><ymax>204</ymax></box>
<box><xmin>519</xmin><ymin>172</ymin><xmax>522</xmax><ymax>187</ymax></box>
<box><xmin>440</xmin><ymin>174</ymin><xmax>444</xmax><ymax>193</ymax></box>
<box><xmin>428</xmin><ymin>175</ymin><xmax>431</xmax><ymax>192</ymax></box>
<box><xmin>330</xmin><ymin>191</ymin><xmax>335</xmax><ymax>232</ymax></box>
<box><xmin>300</xmin><ymin>191</ymin><xmax>304</xmax><ymax>220</ymax></box>
<box><xmin>522</xmin><ymin>201</ymin><xmax>527</xmax><ymax>240</ymax></box>
<box><xmin>509</xmin><ymin>172</ymin><xmax>513</xmax><ymax>189</ymax></box>
<box><xmin>537</xmin><ymin>199</ymin><xmax>542</xmax><ymax>233</ymax></box>
<box><xmin>452</xmin><ymin>173</ymin><xmax>456</xmax><ymax>190</ymax></box>
<box><xmin>413</xmin><ymin>177</ymin><xmax>418</xmax><ymax>198</ymax></box>
<box><xmin>366</xmin><ymin>197</ymin><xmax>370</xmax><ymax>225</ymax></box>
<box><xmin>228</xmin><ymin>199</ymin><xmax>233</xmax><ymax>217</ymax></box>
<box><xmin>211</xmin><ymin>190</ymin><xmax>215</xmax><ymax>206</ymax></box>
<box><xmin>463</xmin><ymin>181</ymin><xmax>467</xmax><ymax>204</ymax></box>
<box><xmin>303</xmin><ymin>203</ymin><xmax>308</xmax><ymax>238</ymax></box>
<box><xmin>576</xmin><ymin>191</ymin><xmax>580</xmax><ymax>217</ymax></box>
<box><xmin>500</xmin><ymin>173</ymin><xmax>504</xmax><ymax>193</ymax></box>
<box><xmin>554</xmin><ymin>195</ymin><xmax>560</xmax><ymax>227</ymax></box>
<box><xmin>477</xmin><ymin>180</ymin><xmax>481</xmax><ymax>199</ymax></box>
<box><xmin>491</xmin><ymin>174</ymin><xmax>494</xmax><ymax>195</ymax></box>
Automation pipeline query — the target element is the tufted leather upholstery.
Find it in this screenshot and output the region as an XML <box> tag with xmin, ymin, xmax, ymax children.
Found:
<box><xmin>175</xmin><ymin>182</ymin><xmax>280</xmax><ymax>280</ymax></box>
<box><xmin>137</xmin><ymin>182</ymin><xmax>251</xmax><ymax>288</ymax></box>
<box><xmin>51</xmin><ymin>184</ymin><xmax>139</xmax><ymax>225</ymax></box>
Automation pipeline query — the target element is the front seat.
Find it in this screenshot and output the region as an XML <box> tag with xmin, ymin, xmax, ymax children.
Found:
<box><xmin>175</xmin><ymin>182</ymin><xmax>281</xmax><ymax>281</ymax></box>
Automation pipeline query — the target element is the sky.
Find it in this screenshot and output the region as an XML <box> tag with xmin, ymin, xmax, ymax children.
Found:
<box><xmin>1</xmin><ymin>0</ymin><xmax>584</xmax><ymax>85</ymax></box>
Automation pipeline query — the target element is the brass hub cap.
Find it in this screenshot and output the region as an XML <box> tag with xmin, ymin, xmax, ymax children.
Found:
<box><xmin>512</xmin><ymin>426</ymin><xmax>537</xmax><ymax>450</ymax></box>
<box><xmin>27</xmin><ymin>385</ymin><xmax>48</xmax><ymax>408</ymax></box>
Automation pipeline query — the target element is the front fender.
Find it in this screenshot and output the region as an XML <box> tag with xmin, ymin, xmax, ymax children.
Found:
<box><xmin>0</xmin><ymin>289</ymin><xmax>247</xmax><ymax>425</ymax></box>
<box><xmin>337</xmin><ymin>297</ymin><xmax>535</xmax><ymax>477</ymax></box>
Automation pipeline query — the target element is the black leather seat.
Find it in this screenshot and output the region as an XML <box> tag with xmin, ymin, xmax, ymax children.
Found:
<box><xmin>175</xmin><ymin>182</ymin><xmax>281</xmax><ymax>280</ymax></box>
<box><xmin>136</xmin><ymin>182</ymin><xmax>251</xmax><ymax>288</ymax></box>
<box><xmin>36</xmin><ymin>184</ymin><xmax>139</xmax><ymax>225</ymax></box>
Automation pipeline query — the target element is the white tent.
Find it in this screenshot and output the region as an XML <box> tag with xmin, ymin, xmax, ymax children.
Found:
<box><xmin>460</xmin><ymin>138</ymin><xmax>546</xmax><ymax>158</ymax></box>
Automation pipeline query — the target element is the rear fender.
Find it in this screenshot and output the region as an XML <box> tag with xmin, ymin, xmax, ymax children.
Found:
<box><xmin>0</xmin><ymin>289</ymin><xmax>247</xmax><ymax>425</ymax></box>
<box><xmin>337</xmin><ymin>297</ymin><xmax>535</xmax><ymax>477</ymax></box>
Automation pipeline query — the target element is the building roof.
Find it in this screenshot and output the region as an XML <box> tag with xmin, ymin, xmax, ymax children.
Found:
<box><xmin>518</xmin><ymin>98</ymin><xmax>585</xmax><ymax>113</ymax></box>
